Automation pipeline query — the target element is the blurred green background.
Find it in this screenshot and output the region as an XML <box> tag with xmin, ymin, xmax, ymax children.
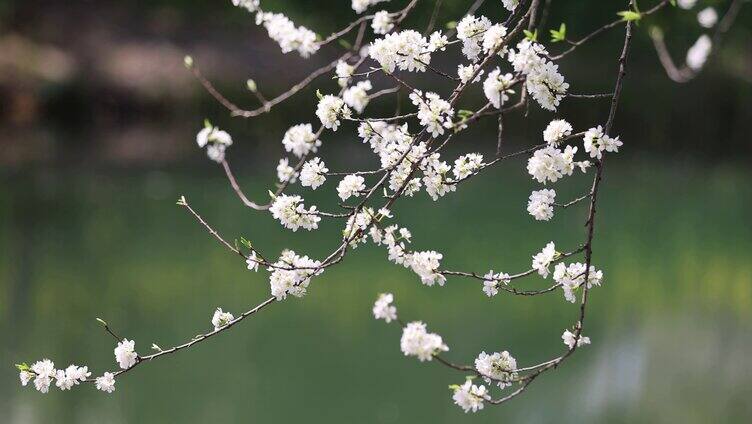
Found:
<box><xmin>1</xmin><ymin>0</ymin><xmax>751</xmax><ymax>423</ymax></box>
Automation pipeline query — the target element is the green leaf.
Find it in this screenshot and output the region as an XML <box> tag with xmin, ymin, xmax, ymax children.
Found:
<box><xmin>338</xmin><ymin>39</ymin><xmax>353</xmax><ymax>50</ymax></box>
<box><xmin>246</xmin><ymin>79</ymin><xmax>257</xmax><ymax>92</ymax></box>
<box><xmin>445</xmin><ymin>21</ymin><xmax>457</xmax><ymax>30</ymax></box>
<box><xmin>15</xmin><ymin>363</ymin><xmax>30</xmax><ymax>372</ymax></box>
<box><xmin>457</xmin><ymin>109</ymin><xmax>474</xmax><ymax>119</ymax></box>
<box><xmin>523</xmin><ymin>29</ymin><xmax>538</xmax><ymax>42</ymax></box>
<box><xmin>240</xmin><ymin>237</ymin><xmax>253</xmax><ymax>250</ymax></box>
<box><xmin>617</xmin><ymin>10</ymin><xmax>642</xmax><ymax>22</ymax></box>
<box><xmin>550</xmin><ymin>23</ymin><xmax>567</xmax><ymax>43</ymax></box>
<box><xmin>669</xmin><ymin>0</ymin><xmax>676</xmax><ymax>6</ymax></box>
<box><xmin>203</xmin><ymin>119</ymin><xmax>212</xmax><ymax>129</ymax></box>
<box><xmin>316</xmin><ymin>89</ymin><xmax>324</xmax><ymax>101</ymax></box>
<box><xmin>96</xmin><ymin>317</ymin><xmax>108</xmax><ymax>326</ymax></box>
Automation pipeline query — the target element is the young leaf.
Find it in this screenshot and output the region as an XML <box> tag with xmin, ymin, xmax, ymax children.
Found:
<box><xmin>550</xmin><ymin>23</ymin><xmax>567</xmax><ymax>43</ymax></box>
<box><xmin>523</xmin><ymin>29</ymin><xmax>538</xmax><ymax>42</ymax></box>
<box><xmin>617</xmin><ymin>10</ymin><xmax>642</xmax><ymax>22</ymax></box>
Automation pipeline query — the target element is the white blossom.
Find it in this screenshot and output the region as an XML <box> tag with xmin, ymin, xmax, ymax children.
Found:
<box><xmin>406</xmin><ymin>250</ymin><xmax>446</xmax><ymax>286</ymax></box>
<box><xmin>300</xmin><ymin>157</ymin><xmax>328</xmax><ymax>189</ymax></box>
<box><xmin>269</xmin><ymin>194</ymin><xmax>321</xmax><ymax>231</ymax></box>
<box><xmin>452</xmin><ymin>153</ymin><xmax>483</xmax><ymax>180</ymax></box>
<box><xmin>527</xmin><ymin>146</ymin><xmax>576</xmax><ymax>184</ymax></box>
<box><xmin>95</xmin><ymin>372</ymin><xmax>116</xmax><ymax>393</ymax></box>
<box><xmin>697</xmin><ymin>7</ymin><xmax>718</xmax><ymax>28</ymax></box>
<box><xmin>256</xmin><ymin>12</ymin><xmax>319</xmax><ymax>57</ymax></box>
<box><xmin>686</xmin><ymin>35</ymin><xmax>712</xmax><ymax>70</ymax></box>
<box><xmin>352</xmin><ymin>0</ymin><xmax>388</xmax><ymax>14</ymax></box>
<box><xmin>483</xmin><ymin>68</ymin><xmax>516</xmax><ymax>109</ymax></box>
<box><xmin>543</xmin><ymin>119</ymin><xmax>573</xmax><ymax>145</ymax></box>
<box><xmin>583</xmin><ymin>125</ymin><xmax>622</xmax><ymax>159</ymax></box>
<box><xmin>532</xmin><ymin>241</ymin><xmax>557</xmax><ymax>278</ymax></box>
<box><xmin>114</xmin><ymin>339</ymin><xmax>138</xmax><ymax>370</ymax></box>
<box><xmin>373</xmin><ymin>293</ymin><xmax>398</xmax><ymax>323</ymax></box>
<box><xmin>196</xmin><ymin>123</ymin><xmax>233</xmax><ymax>163</ymax></box>
<box><xmin>55</xmin><ymin>365</ymin><xmax>90</xmax><ymax>391</ymax></box>
<box><xmin>246</xmin><ymin>251</ymin><xmax>260</xmax><ymax>272</ymax></box>
<box><xmin>276</xmin><ymin>158</ymin><xmax>297</xmax><ymax>183</ymax></box>
<box><xmin>231</xmin><ymin>0</ymin><xmax>259</xmax><ymax>13</ymax></box>
<box><xmin>457</xmin><ymin>64</ymin><xmax>483</xmax><ymax>84</ymax></box>
<box><xmin>482</xmin><ymin>270</ymin><xmax>510</xmax><ymax>297</ymax></box>
<box><xmin>371</xmin><ymin>10</ymin><xmax>394</xmax><ymax>35</ymax></box>
<box><xmin>316</xmin><ymin>95</ymin><xmax>351</xmax><ymax>131</ymax></box>
<box><xmin>337</xmin><ymin>174</ymin><xmax>366</xmax><ymax>201</ymax></box>
<box><xmin>474</xmin><ymin>350</ymin><xmax>518</xmax><ymax>388</ymax></box>
<box><xmin>452</xmin><ymin>380</ymin><xmax>488</xmax><ymax>413</ymax></box>
<box><xmin>553</xmin><ymin>262</ymin><xmax>604</xmax><ymax>303</ymax></box>
<box><xmin>527</xmin><ymin>189</ymin><xmax>556</xmax><ymax>221</ymax></box>
<box><xmin>212</xmin><ymin>307</ymin><xmax>234</xmax><ymax>330</ymax></box>
<box><xmin>482</xmin><ymin>24</ymin><xmax>508</xmax><ymax>54</ymax></box>
<box><xmin>456</xmin><ymin>15</ymin><xmax>492</xmax><ymax>60</ymax></box>
<box><xmin>427</xmin><ymin>31</ymin><xmax>449</xmax><ymax>52</ymax></box>
<box><xmin>30</xmin><ymin>359</ymin><xmax>56</xmax><ymax>393</ymax></box>
<box><xmin>336</xmin><ymin>60</ymin><xmax>355</xmax><ymax>88</ymax></box>
<box><xmin>502</xmin><ymin>0</ymin><xmax>519</xmax><ymax>12</ymax></box>
<box><xmin>562</xmin><ymin>329</ymin><xmax>591</xmax><ymax>349</ymax></box>
<box><xmin>677</xmin><ymin>0</ymin><xmax>697</xmax><ymax>9</ymax></box>
<box><xmin>400</xmin><ymin>321</ymin><xmax>448</xmax><ymax>361</ymax></box>
<box><xmin>268</xmin><ymin>250</ymin><xmax>323</xmax><ymax>300</ymax></box>
<box><xmin>282</xmin><ymin>123</ymin><xmax>321</xmax><ymax>158</ymax></box>
<box><xmin>369</xmin><ymin>30</ymin><xmax>431</xmax><ymax>73</ymax></box>
<box><xmin>409</xmin><ymin>91</ymin><xmax>454</xmax><ymax>137</ymax></box>
<box><xmin>343</xmin><ymin>80</ymin><xmax>373</xmax><ymax>114</ymax></box>
<box><xmin>19</xmin><ymin>370</ymin><xmax>34</xmax><ymax>387</ymax></box>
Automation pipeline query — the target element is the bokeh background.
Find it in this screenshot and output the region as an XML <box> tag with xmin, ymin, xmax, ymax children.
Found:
<box><xmin>2</xmin><ymin>0</ymin><xmax>751</xmax><ymax>422</ymax></box>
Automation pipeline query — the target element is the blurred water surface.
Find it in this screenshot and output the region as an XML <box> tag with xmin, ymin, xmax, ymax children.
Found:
<box><xmin>1</xmin><ymin>158</ymin><xmax>751</xmax><ymax>423</ymax></box>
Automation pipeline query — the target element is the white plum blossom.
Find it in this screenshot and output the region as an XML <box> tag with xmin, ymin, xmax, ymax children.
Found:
<box><xmin>527</xmin><ymin>146</ymin><xmax>576</xmax><ymax>184</ymax></box>
<box><xmin>196</xmin><ymin>123</ymin><xmax>233</xmax><ymax>163</ymax></box>
<box><xmin>583</xmin><ymin>126</ymin><xmax>623</xmax><ymax>159</ymax></box>
<box><xmin>55</xmin><ymin>365</ymin><xmax>90</xmax><ymax>391</ymax></box>
<box><xmin>400</xmin><ymin>321</ymin><xmax>448</xmax><ymax>361</ymax></box>
<box><xmin>268</xmin><ymin>250</ymin><xmax>323</xmax><ymax>300</ymax></box>
<box><xmin>316</xmin><ymin>95</ymin><xmax>351</xmax><ymax>131</ymax></box>
<box><xmin>19</xmin><ymin>370</ymin><xmax>34</xmax><ymax>387</ymax></box>
<box><xmin>543</xmin><ymin>119</ymin><xmax>573</xmax><ymax>145</ymax></box>
<box><xmin>212</xmin><ymin>307</ymin><xmax>234</xmax><ymax>330</ymax></box>
<box><xmin>30</xmin><ymin>359</ymin><xmax>56</xmax><ymax>393</ymax></box>
<box><xmin>456</xmin><ymin>15</ymin><xmax>492</xmax><ymax>60</ymax></box>
<box><xmin>527</xmin><ymin>189</ymin><xmax>556</xmax><ymax>221</ymax></box>
<box><xmin>482</xmin><ymin>270</ymin><xmax>510</xmax><ymax>297</ymax></box>
<box><xmin>300</xmin><ymin>157</ymin><xmax>328</xmax><ymax>189</ymax></box>
<box><xmin>269</xmin><ymin>194</ymin><xmax>321</xmax><ymax>231</ymax></box>
<box><xmin>452</xmin><ymin>380</ymin><xmax>488</xmax><ymax>413</ymax></box>
<box><xmin>373</xmin><ymin>293</ymin><xmax>398</xmax><ymax>323</ymax></box>
<box><xmin>677</xmin><ymin>0</ymin><xmax>697</xmax><ymax>9</ymax></box>
<box><xmin>532</xmin><ymin>241</ymin><xmax>557</xmax><ymax>278</ymax></box>
<box><xmin>452</xmin><ymin>153</ymin><xmax>483</xmax><ymax>180</ymax></box>
<box><xmin>427</xmin><ymin>31</ymin><xmax>449</xmax><ymax>52</ymax></box>
<box><xmin>114</xmin><ymin>339</ymin><xmax>138</xmax><ymax>370</ymax></box>
<box><xmin>406</xmin><ymin>250</ymin><xmax>446</xmax><ymax>286</ymax></box>
<box><xmin>482</xmin><ymin>24</ymin><xmax>508</xmax><ymax>55</ymax></box>
<box><xmin>352</xmin><ymin>0</ymin><xmax>388</xmax><ymax>14</ymax></box>
<box><xmin>95</xmin><ymin>372</ymin><xmax>116</xmax><ymax>393</ymax></box>
<box><xmin>231</xmin><ymin>0</ymin><xmax>259</xmax><ymax>13</ymax></box>
<box><xmin>686</xmin><ymin>35</ymin><xmax>712</xmax><ymax>70</ymax></box>
<box><xmin>282</xmin><ymin>123</ymin><xmax>321</xmax><ymax>158</ymax></box>
<box><xmin>343</xmin><ymin>80</ymin><xmax>373</xmax><ymax>114</ymax></box>
<box><xmin>369</xmin><ymin>30</ymin><xmax>431</xmax><ymax>73</ymax></box>
<box><xmin>554</xmin><ymin>262</ymin><xmax>604</xmax><ymax>303</ymax></box>
<box><xmin>337</xmin><ymin>174</ymin><xmax>366</xmax><ymax>201</ymax></box>
<box><xmin>246</xmin><ymin>251</ymin><xmax>260</xmax><ymax>272</ymax></box>
<box><xmin>508</xmin><ymin>40</ymin><xmax>568</xmax><ymax>110</ymax></box>
<box><xmin>475</xmin><ymin>350</ymin><xmax>518</xmax><ymax>388</ymax></box>
<box><xmin>371</xmin><ymin>10</ymin><xmax>394</xmax><ymax>35</ymax></box>
<box><xmin>562</xmin><ymin>329</ymin><xmax>591</xmax><ymax>349</ymax></box>
<box><xmin>483</xmin><ymin>68</ymin><xmax>516</xmax><ymax>109</ymax></box>
<box><xmin>457</xmin><ymin>64</ymin><xmax>483</xmax><ymax>84</ymax></box>
<box><xmin>276</xmin><ymin>158</ymin><xmax>297</xmax><ymax>183</ymax></box>
<box><xmin>697</xmin><ymin>7</ymin><xmax>718</xmax><ymax>28</ymax></box>
<box><xmin>336</xmin><ymin>60</ymin><xmax>355</xmax><ymax>88</ymax></box>
<box><xmin>409</xmin><ymin>91</ymin><xmax>454</xmax><ymax>137</ymax></box>
<box><xmin>502</xmin><ymin>0</ymin><xmax>519</xmax><ymax>11</ymax></box>
<box><xmin>256</xmin><ymin>12</ymin><xmax>319</xmax><ymax>57</ymax></box>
